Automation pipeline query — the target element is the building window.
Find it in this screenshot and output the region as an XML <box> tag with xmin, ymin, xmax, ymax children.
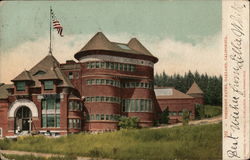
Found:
<box><xmin>96</xmin><ymin>79</ymin><xmax>101</xmax><ymax>85</ymax></box>
<box><xmin>87</xmin><ymin>61</ymin><xmax>136</xmax><ymax>72</ymax></box>
<box><xmin>68</xmin><ymin>72</ymin><xmax>73</xmax><ymax>79</ymax></box>
<box><xmin>91</xmin><ymin>62</ymin><xmax>96</xmax><ymax>68</ymax></box>
<box><xmin>68</xmin><ymin>118</ymin><xmax>81</xmax><ymax>129</ymax></box>
<box><xmin>87</xmin><ymin>114</ymin><xmax>119</xmax><ymax>121</ymax></box>
<box><xmin>119</xmin><ymin>64</ymin><xmax>123</xmax><ymax>70</ymax></box>
<box><xmin>90</xmin><ymin>114</ymin><xmax>94</xmax><ymax>120</ymax></box>
<box><xmin>96</xmin><ymin>62</ymin><xmax>100</xmax><ymax>68</ymax></box>
<box><xmin>136</xmin><ymin>99</ymin><xmax>140</xmax><ymax>112</ymax></box>
<box><xmin>101</xmin><ymin>114</ymin><xmax>105</xmax><ymax>120</ymax></box>
<box><xmin>86</xmin><ymin>96</ymin><xmax>121</xmax><ymax>104</ymax></box>
<box><xmin>41</xmin><ymin>96</ymin><xmax>60</xmax><ymax>128</ymax></box>
<box><xmin>96</xmin><ymin>114</ymin><xmax>100</xmax><ymax>120</ymax></box>
<box><xmin>87</xmin><ymin>63</ymin><xmax>91</xmax><ymax>69</ymax></box>
<box><xmin>131</xmin><ymin>65</ymin><xmax>135</xmax><ymax>72</ymax></box>
<box><xmin>47</xmin><ymin>114</ymin><xmax>55</xmax><ymax>127</ymax></box>
<box><xmin>106</xmin><ymin>115</ymin><xmax>110</xmax><ymax>120</ymax></box>
<box><xmin>47</xmin><ymin>98</ymin><xmax>55</xmax><ymax>109</ymax></box>
<box><xmin>69</xmin><ymin>119</ymin><xmax>73</xmax><ymax>128</ymax></box>
<box><xmin>122</xmin><ymin>98</ymin><xmax>153</xmax><ymax>113</ymax></box>
<box><xmin>42</xmin><ymin>114</ymin><xmax>60</xmax><ymax>128</ymax></box>
<box><xmin>69</xmin><ymin>101</ymin><xmax>82</xmax><ymax>111</ymax></box>
<box><xmin>44</xmin><ymin>81</ymin><xmax>54</xmax><ymax>90</ymax></box>
<box><xmin>140</xmin><ymin>99</ymin><xmax>145</xmax><ymax>111</ymax></box>
<box><xmin>101</xmin><ymin>62</ymin><xmax>105</xmax><ymax>68</ymax></box>
<box><xmin>16</xmin><ymin>82</ymin><xmax>25</xmax><ymax>91</ymax></box>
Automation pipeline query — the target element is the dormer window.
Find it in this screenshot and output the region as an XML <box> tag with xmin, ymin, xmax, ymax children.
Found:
<box><xmin>44</xmin><ymin>80</ymin><xmax>54</xmax><ymax>90</ymax></box>
<box><xmin>33</xmin><ymin>70</ymin><xmax>46</xmax><ymax>76</ymax></box>
<box><xmin>16</xmin><ymin>82</ymin><xmax>25</xmax><ymax>91</ymax></box>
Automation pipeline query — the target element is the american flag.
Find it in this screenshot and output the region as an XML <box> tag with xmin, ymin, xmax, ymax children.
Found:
<box><xmin>51</xmin><ymin>9</ymin><xmax>63</xmax><ymax>37</ymax></box>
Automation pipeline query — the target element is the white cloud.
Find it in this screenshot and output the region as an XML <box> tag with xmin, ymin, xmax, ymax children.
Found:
<box><xmin>0</xmin><ymin>32</ymin><xmax>222</xmax><ymax>83</ymax></box>
<box><xmin>148</xmin><ymin>33</ymin><xmax>223</xmax><ymax>76</ymax></box>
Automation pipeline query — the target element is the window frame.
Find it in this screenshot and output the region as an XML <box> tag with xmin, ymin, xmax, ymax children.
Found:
<box><xmin>44</xmin><ymin>80</ymin><xmax>54</xmax><ymax>90</ymax></box>
<box><xmin>68</xmin><ymin>72</ymin><xmax>73</xmax><ymax>80</ymax></box>
<box><xmin>16</xmin><ymin>81</ymin><xmax>25</xmax><ymax>91</ymax></box>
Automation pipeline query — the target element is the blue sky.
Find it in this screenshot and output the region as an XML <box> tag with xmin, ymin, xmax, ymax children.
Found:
<box><xmin>0</xmin><ymin>0</ymin><xmax>222</xmax><ymax>83</ymax></box>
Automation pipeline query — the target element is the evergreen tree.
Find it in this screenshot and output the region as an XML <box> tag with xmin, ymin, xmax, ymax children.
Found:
<box><xmin>154</xmin><ymin>71</ymin><xmax>222</xmax><ymax>106</ymax></box>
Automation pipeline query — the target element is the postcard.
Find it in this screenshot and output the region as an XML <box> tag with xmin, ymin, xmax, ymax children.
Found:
<box><xmin>222</xmin><ymin>0</ymin><xmax>249</xmax><ymax>159</ymax></box>
<box><xmin>0</xmin><ymin>0</ymin><xmax>247</xmax><ymax>160</ymax></box>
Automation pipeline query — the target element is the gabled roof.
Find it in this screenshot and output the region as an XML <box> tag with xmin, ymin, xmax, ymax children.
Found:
<box><xmin>38</xmin><ymin>67</ymin><xmax>60</xmax><ymax>80</ymax></box>
<box><xmin>155</xmin><ymin>87</ymin><xmax>194</xmax><ymax>99</ymax></box>
<box><xmin>74</xmin><ymin>32</ymin><xmax>158</xmax><ymax>62</ymax></box>
<box><xmin>11</xmin><ymin>54</ymin><xmax>74</xmax><ymax>88</ymax></box>
<box><xmin>0</xmin><ymin>84</ymin><xmax>13</xmax><ymax>99</ymax></box>
<box><xmin>54</xmin><ymin>67</ymin><xmax>74</xmax><ymax>88</ymax></box>
<box><xmin>186</xmin><ymin>82</ymin><xmax>204</xmax><ymax>94</ymax></box>
<box><xmin>12</xmin><ymin>70</ymin><xmax>33</xmax><ymax>81</ymax></box>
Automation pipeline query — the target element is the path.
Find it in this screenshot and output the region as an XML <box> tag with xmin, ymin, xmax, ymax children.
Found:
<box><xmin>152</xmin><ymin>115</ymin><xmax>222</xmax><ymax>129</ymax></box>
<box><xmin>0</xmin><ymin>150</ymin><xmax>112</xmax><ymax>160</ymax></box>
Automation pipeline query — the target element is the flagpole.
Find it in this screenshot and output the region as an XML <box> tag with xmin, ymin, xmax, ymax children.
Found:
<box><xmin>49</xmin><ymin>6</ymin><xmax>52</xmax><ymax>54</ymax></box>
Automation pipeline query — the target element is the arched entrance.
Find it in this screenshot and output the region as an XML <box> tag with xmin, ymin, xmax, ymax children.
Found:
<box><xmin>15</xmin><ymin>106</ymin><xmax>32</xmax><ymax>132</ymax></box>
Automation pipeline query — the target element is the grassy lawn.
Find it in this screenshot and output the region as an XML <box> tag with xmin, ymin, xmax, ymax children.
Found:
<box><xmin>3</xmin><ymin>154</ymin><xmax>76</xmax><ymax>160</ymax></box>
<box><xmin>0</xmin><ymin>123</ymin><xmax>222</xmax><ymax>160</ymax></box>
<box><xmin>204</xmin><ymin>105</ymin><xmax>222</xmax><ymax>118</ymax></box>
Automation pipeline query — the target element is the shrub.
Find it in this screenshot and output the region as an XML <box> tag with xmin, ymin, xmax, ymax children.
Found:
<box><xmin>195</xmin><ymin>104</ymin><xmax>205</xmax><ymax>119</ymax></box>
<box><xmin>0</xmin><ymin>138</ymin><xmax>11</xmax><ymax>150</ymax></box>
<box><xmin>118</xmin><ymin>116</ymin><xmax>139</xmax><ymax>129</ymax></box>
<box><xmin>182</xmin><ymin>109</ymin><xmax>190</xmax><ymax>125</ymax></box>
<box><xmin>160</xmin><ymin>107</ymin><xmax>169</xmax><ymax>124</ymax></box>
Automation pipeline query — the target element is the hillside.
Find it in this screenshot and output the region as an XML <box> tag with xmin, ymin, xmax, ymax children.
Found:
<box><xmin>0</xmin><ymin>123</ymin><xmax>222</xmax><ymax>160</ymax></box>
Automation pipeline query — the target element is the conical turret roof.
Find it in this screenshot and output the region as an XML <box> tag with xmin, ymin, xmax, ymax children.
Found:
<box><xmin>186</xmin><ymin>82</ymin><xmax>203</xmax><ymax>94</ymax></box>
<box><xmin>128</xmin><ymin>38</ymin><xmax>153</xmax><ymax>56</ymax></box>
<box><xmin>79</xmin><ymin>32</ymin><xmax>118</xmax><ymax>52</ymax></box>
<box><xmin>74</xmin><ymin>32</ymin><xmax>158</xmax><ymax>63</ymax></box>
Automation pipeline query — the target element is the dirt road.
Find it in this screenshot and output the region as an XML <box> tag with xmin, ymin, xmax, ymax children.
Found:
<box><xmin>152</xmin><ymin>115</ymin><xmax>222</xmax><ymax>129</ymax></box>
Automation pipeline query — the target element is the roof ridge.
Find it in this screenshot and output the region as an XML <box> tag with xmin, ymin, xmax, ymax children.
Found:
<box><xmin>186</xmin><ymin>81</ymin><xmax>204</xmax><ymax>94</ymax></box>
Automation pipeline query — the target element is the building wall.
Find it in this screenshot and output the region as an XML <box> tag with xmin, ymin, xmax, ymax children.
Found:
<box><xmin>157</xmin><ymin>98</ymin><xmax>195</xmax><ymax>123</ymax></box>
<box><xmin>1</xmin><ymin>51</ymin><xmax>184</xmax><ymax>136</ymax></box>
<box><xmin>0</xmin><ymin>100</ymin><xmax>9</xmax><ymax>137</ymax></box>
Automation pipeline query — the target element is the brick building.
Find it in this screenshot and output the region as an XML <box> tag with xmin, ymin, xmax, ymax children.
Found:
<box><xmin>155</xmin><ymin>82</ymin><xmax>204</xmax><ymax>124</ymax></box>
<box><xmin>0</xmin><ymin>32</ymin><xmax>161</xmax><ymax>137</ymax></box>
<box><xmin>0</xmin><ymin>32</ymin><xmax>205</xmax><ymax>137</ymax></box>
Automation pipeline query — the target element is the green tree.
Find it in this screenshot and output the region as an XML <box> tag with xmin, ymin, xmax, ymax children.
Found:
<box><xmin>160</xmin><ymin>107</ymin><xmax>169</xmax><ymax>124</ymax></box>
<box><xmin>195</xmin><ymin>104</ymin><xmax>205</xmax><ymax>119</ymax></box>
<box><xmin>154</xmin><ymin>71</ymin><xmax>222</xmax><ymax>106</ymax></box>
<box><xmin>182</xmin><ymin>109</ymin><xmax>189</xmax><ymax>125</ymax></box>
